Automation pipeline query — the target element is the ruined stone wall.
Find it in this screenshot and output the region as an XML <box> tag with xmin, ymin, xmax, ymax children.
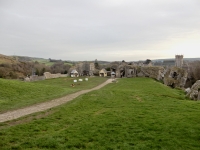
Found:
<box><xmin>132</xmin><ymin>66</ymin><xmax>187</xmax><ymax>88</ymax></box>
<box><xmin>137</xmin><ymin>66</ymin><xmax>164</xmax><ymax>80</ymax></box>
<box><xmin>90</xmin><ymin>63</ymin><xmax>95</xmax><ymax>71</ymax></box>
<box><xmin>68</xmin><ymin>62</ymin><xmax>94</xmax><ymax>76</ymax></box>
<box><xmin>24</xmin><ymin>75</ymin><xmax>45</xmax><ymax>82</ymax></box>
<box><xmin>112</xmin><ymin>64</ymin><xmax>187</xmax><ymax>88</ymax></box>
<box><xmin>125</xmin><ymin>66</ymin><xmax>137</xmax><ymax>78</ymax></box>
<box><xmin>163</xmin><ymin>67</ymin><xmax>187</xmax><ymax>88</ymax></box>
<box><xmin>186</xmin><ymin>80</ymin><xmax>200</xmax><ymax>100</ymax></box>
<box><xmin>30</xmin><ymin>75</ymin><xmax>45</xmax><ymax>81</ymax></box>
<box><xmin>24</xmin><ymin>72</ymin><xmax>68</xmax><ymax>82</ymax></box>
<box><xmin>44</xmin><ymin>72</ymin><xmax>68</xmax><ymax>79</ymax></box>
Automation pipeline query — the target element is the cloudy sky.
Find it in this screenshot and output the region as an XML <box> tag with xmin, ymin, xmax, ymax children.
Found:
<box><xmin>0</xmin><ymin>0</ymin><xmax>200</xmax><ymax>61</ymax></box>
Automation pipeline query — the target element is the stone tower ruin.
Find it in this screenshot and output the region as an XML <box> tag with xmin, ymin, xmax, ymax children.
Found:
<box><xmin>175</xmin><ymin>55</ymin><xmax>183</xmax><ymax>68</ymax></box>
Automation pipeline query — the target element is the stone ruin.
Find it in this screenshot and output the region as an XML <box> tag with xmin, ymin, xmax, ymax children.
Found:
<box><xmin>43</xmin><ymin>72</ymin><xmax>68</xmax><ymax>79</ymax></box>
<box><xmin>23</xmin><ymin>55</ymin><xmax>199</xmax><ymax>100</ymax></box>
<box><xmin>24</xmin><ymin>72</ymin><xmax>68</xmax><ymax>82</ymax></box>
<box><xmin>110</xmin><ymin>58</ymin><xmax>188</xmax><ymax>89</ymax></box>
<box><xmin>24</xmin><ymin>75</ymin><xmax>45</xmax><ymax>82</ymax></box>
<box><xmin>69</xmin><ymin>62</ymin><xmax>95</xmax><ymax>76</ymax></box>
<box><xmin>109</xmin><ymin>55</ymin><xmax>200</xmax><ymax>100</ymax></box>
<box><xmin>163</xmin><ymin>67</ymin><xmax>187</xmax><ymax>88</ymax></box>
<box><xmin>185</xmin><ymin>80</ymin><xmax>200</xmax><ymax>100</ymax></box>
<box><xmin>110</xmin><ymin>61</ymin><xmax>164</xmax><ymax>79</ymax></box>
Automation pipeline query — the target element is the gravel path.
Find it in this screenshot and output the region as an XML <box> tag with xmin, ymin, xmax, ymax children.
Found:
<box><xmin>0</xmin><ymin>79</ymin><xmax>112</xmax><ymax>123</ymax></box>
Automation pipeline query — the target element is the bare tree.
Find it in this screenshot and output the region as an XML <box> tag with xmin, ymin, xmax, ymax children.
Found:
<box><xmin>188</xmin><ymin>61</ymin><xmax>200</xmax><ymax>84</ymax></box>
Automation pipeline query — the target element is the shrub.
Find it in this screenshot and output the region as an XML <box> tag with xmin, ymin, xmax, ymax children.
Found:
<box><xmin>0</xmin><ymin>67</ymin><xmax>6</xmax><ymax>78</ymax></box>
<box><xmin>9</xmin><ymin>71</ymin><xmax>18</xmax><ymax>79</ymax></box>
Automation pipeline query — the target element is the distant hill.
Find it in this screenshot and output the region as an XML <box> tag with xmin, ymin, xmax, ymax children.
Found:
<box><xmin>183</xmin><ymin>58</ymin><xmax>200</xmax><ymax>61</ymax></box>
<box><xmin>10</xmin><ymin>55</ymin><xmax>74</xmax><ymax>66</ymax></box>
<box><xmin>11</xmin><ymin>55</ymin><xmax>111</xmax><ymax>66</ymax></box>
<box><xmin>0</xmin><ymin>54</ymin><xmax>74</xmax><ymax>79</ymax></box>
<box><xmin>0</xmin><ymin>54</ymin><xmax>32</xmax><ymax>79</ymax></box>
<box><xmin>2</xmin><ymin>53</ymin><xmax>200</xmax><ymax>67</ymax></box>
<box><xmin>0</xmin><ymin>54</ymin><xmax>19</xmax><ymax>64</ymax></box>
<box><xmin>152</xmin><ymin>58</ymin><xmax>200</xmax><ymax>62</ymax></box>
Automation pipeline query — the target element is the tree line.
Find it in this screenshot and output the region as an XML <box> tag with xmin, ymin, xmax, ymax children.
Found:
<box><xmin>0</xmin><ymin>61</ymin><xmax>71</xmax><ymax>79</ymax></box>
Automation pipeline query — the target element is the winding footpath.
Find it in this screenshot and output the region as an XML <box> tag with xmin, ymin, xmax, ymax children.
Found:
<box><xmin>0</xmin><ymin>79</ymin><xmax>113</xmax><ymax>123</ymax></box>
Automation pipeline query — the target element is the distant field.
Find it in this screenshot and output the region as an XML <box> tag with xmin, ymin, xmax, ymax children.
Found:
<box><xmin>32</xmin><ymin>58</ymin><xmax>73</xmax><ymax>66</ymax></box>
<box><xmin>0</xmin><ymin>78</ymin><xmax>200</xmax><ymax>149</ymax></box>
<box><xmin>0</xmin><ymin>77</ymin><xmax>108</xmax><ymax>113</ymax></box>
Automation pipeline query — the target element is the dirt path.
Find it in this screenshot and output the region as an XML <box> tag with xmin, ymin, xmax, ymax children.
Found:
<box><xmin>0</xmin><ymin>79</ymin><xmax>113</xmax><ymax>123</ymax></box>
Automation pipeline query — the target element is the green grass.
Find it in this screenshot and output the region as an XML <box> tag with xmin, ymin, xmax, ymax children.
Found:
<box><xmin>0</xmin><ymin>77</ymin><xmax>108</xmax><ymax>113</ymax></box>
<box><xmin>32</xmin><ymin>58</ymin><xmax>73</xmax><ymax>66</ymax></box>
<box><xmin>0</xmin><ymin>78</ymin><xmax>200</xmax><ymax>149</ymax></box>
<box><xmin>42</xmin><ymin>61</ymin><xmax>55</xmax><ymax>66</ymax></box>
<box><xmin>32</xmin><ymin>58</ymin><xmax>55</xmax><ymax>66</ymax></box>
<box><xmin>42</xmin><ymin>61</ymin><xmax>73</xmax><ymax>66</ymax></box>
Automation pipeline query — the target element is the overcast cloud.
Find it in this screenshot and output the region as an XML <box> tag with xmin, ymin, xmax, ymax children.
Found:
<box><xmin>0</xmin><ymin>0</ymin><xmax>200</xmax><ymax>61</ymax></box>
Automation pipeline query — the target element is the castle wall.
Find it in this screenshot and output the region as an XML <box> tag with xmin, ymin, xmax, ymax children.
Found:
<box><xmin>24</xmin><ymin>75</ymin><xmax>45</xmax><ymax>82</ymax></box>
<box><xmin>44</xmin><ymin>72</ymin><xmax>68</xmax><ymax>79</ymax></box>
<box><xmin>24</xmin><ymin>72</ymin><xmax>68</xmax><ymax>82</ymax></box>
<box><xmin>90</xmin><ymin>63</ymin><xmax>95</xmax><ymax>71</ymax></box>
<box><xmin>30</xmin><ymin>75</ymin><xmax>45</xmax><ymax>81</ymax></box>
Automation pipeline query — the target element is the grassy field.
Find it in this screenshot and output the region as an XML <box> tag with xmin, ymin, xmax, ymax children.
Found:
<box><xmin>0</xmin><ymin>78</ymin><xmax>200</xmax><ymax>149</ymax></box>
<box><xmin>0</xmin><ymin>77</ymin><xmax>108</xmax><ymax>113</ymax></box>
<box><xmin>32</xmin><ymin>58</ymin><xmax>55</xmax><ymax>66</ymax></box>
<box><xmin>32</xmin><ymin>58</ymin><xmax>73</xmax><ymax>66</ymax></box>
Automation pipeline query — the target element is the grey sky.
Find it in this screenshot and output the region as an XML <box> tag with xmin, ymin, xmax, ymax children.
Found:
<box><xmin>0</xmin><ymin>0</ymin><xmax>200</xmax><ymax>61</ymax></box>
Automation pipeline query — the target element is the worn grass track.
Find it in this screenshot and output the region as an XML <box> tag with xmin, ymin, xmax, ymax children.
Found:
<box><xmin>0</xmin><ymin>77</ymin><xmax>200</xmax><ymax>149</ymax></box>
<box><xmin>0</xmin><ymin>79</ymin><xmax>112</xmax><ymax>122</ymax></box>
<box><xmin>0</xmin><ymin>77</ymin><xmax>108</xmax><ymax>113</ymax></box>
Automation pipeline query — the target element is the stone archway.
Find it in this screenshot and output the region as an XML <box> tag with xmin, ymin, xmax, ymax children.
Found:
<box><xmin>120</xmin><ymin>70</ymin><xmax>125</xmax><ymax>78</ymax></box>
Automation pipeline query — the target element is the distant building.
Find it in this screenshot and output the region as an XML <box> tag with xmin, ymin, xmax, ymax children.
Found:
<box><xmin>90</xmin><ymin>63</ymin><xmax>95</xmax><ymax>71</ymax></box>
<box><xmin>71</xmin><ymin>70</ymin><xmax>79</xmax><ymax>77</ymax></box>
<box><xmin>89</xmin><ymin>63</ymin><xmax>95</xmax><ymax>76</ymax></box>
<box><xmin>175</xmin><ymin>55</ymin><xmax>183</xmax><ymax>68</ymax></box>
<box><xmin>72</xmin><ymin>62</ymin><xmax>94</xmax><ymax>76</ymax></box>
<box><xmin>110</xmin><ymin>62</ymin><xmax>136</xmax><ymax>78</ymax></box>
<box><xmin>99</xmin><ymin>69</ymin><xmax>107</xmax><ymax>77</ymax></box>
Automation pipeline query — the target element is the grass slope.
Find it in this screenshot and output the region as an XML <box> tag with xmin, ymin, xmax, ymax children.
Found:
<box><xmin>0</xmin><ymin>78</ymin><xmax>200</xmax><ymax>149</ymax></box>
<box><xmin>0</xmin><ymin>77</ymin><xmax>108</xmax><ymax>113</ymax></box>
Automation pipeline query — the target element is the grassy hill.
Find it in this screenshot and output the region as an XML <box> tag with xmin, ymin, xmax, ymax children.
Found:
<box><xmin>0</xmin><ymin>54</ymin><xmax>29</xmax><ymax>78</ymax></box>
<box><xmin>0</xmin><ymin>78</ymin><xmax>200</xmax><ymax>149</ymax></box>
<box><xmin>0</xmin><ymin>54</ymin><xmax>73</xmax><ymax>79</ymax></box>
<box><xmin>14</xmin><ymin>56</ymin><xmax>74</xmax><ymax>66</ymax></box>
<box><xmin>0</xmin><ymin>54</ymin><xmax>18</xmax><ymax>64</ymax></box>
